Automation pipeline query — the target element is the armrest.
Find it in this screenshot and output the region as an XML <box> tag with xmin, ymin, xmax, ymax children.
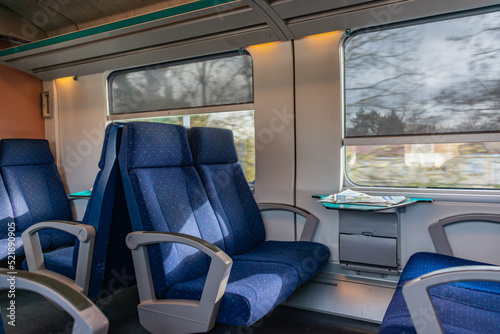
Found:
<box><xmin>258</xmin><ymin>203</ymin><xmax>320</xmax><ymax>241</ymax></box>
<box><xmin>22</xmin><ymin>220</ymin><xmax>96</xmax><ymax>295</ymax></box>
<box><xmin>126</xmin><ymin>231</ymin><xmax>232</xmax><ymax>334</ymax></box>
<box><xmin>0</xmin><ymin>268</ymin><xmax>108</xmax><ymax>334</ymax></box>
<box><xmin>402</xmin><ymin>265</ymin><xmax>500</xmax><ymax>334</ymax></box>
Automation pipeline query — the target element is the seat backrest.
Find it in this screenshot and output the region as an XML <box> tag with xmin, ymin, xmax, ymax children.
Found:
<box><xmin>0</xmin><ymin>139</ymin><xmax>73</xmax><ymax>249</ymax></box>
<box><xmin>119</xmin><ymin>122</ymin><xmax>225</xmax><ymax>297</ymax></box>
<box><xmin>0</xmin><ymin>173</ymin><xmax>14</xmax><ymax>235</ymax></box>
<box><xmin>189</xmin><ymin>127</ymin><xmax>265</xmax><ymax>256</ymax></box>
<box><xmin>74</xmin><ymin>123</ymin><xmax>135</xmax><ymax>300</ymax></box>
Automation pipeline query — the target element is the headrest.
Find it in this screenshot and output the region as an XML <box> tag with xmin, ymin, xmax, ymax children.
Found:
<box><xmin>0</xmin><ymin>139</ymin><xmax>54</xmax><ymax>167</ymax></box>
<box><xmin>123</xmin><ymin>122</ymin><xmax>193</xmax><ymax>169</ymax></box>
<box><xmin>189</xmin><ymin>127</ymin><xmax>238</xmax><ymax>165</ymax></box>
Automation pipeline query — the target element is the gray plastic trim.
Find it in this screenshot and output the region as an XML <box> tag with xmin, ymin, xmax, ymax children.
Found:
<box><xmin>257</xmin><ymin>203</ymin><xmax>320</xmax><ymax>241</ymax></box>
<box><xmin>0</xmin><ymin>268</ymin><xmax>108</xmax><ymax>333</ymax></box>
<box><xmin>21</xmin><ymin>220</ymin><xmax>96</xmax><ymax>295</ymax></box>
<box><xmin>126</xmin><ymin>231</ymin><xmax>233</xmax><ymax>334</ymax></box>
<box><xmin>428</xmin><ymin>213</ymin><xmax>500</xmax><ymax>256</ymax></box>
<box><xmin>402</xmin><ymin>265</ymin><xmax>500</xmax><ymax>334</ymax></box>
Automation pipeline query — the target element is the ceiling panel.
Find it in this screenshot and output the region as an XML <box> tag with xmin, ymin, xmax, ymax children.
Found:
<box><xmin>0</xmin><ymin>0</ymin><xmax>195</xmax><ymax>38</ymax></box>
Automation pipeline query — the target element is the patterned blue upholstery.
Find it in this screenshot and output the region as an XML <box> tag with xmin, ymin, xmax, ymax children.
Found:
<box><xmin>189</xmin><ymin>127</ymin><xmax>330</xmax><ymax>284</ymax></box>
<box><xmin>121</xmin><ymin>122</ymin><xmax>220</xmax><ymax>298</ymax></box>
<box><xmin>380</xmin><ymin>252</ymin><xmax>500</xmax><ymax>334</ymax></box>
<box><xmin>1</xmin><ymin>171</ymin><xmax>52</xmax><ymax>262</ymax></box>
<box><xmin>39</xmin><ymin>123</ymin><xmax>134</xmax><ymax>300</ymax></box>
<box><xmin>40</xmin><ymin>246</ymin><xmax>76</xmax><ymax>280</ymax></box>
<box><xmin>1</xmin><ymin>232</ymin><xmax>52</xmax><ymax>262</ymax></box>
<box><xmin>0</xmin><ymin>139</ymin><xmax>74</xmax><ymax>255</ymax></box>
<box><xmin>0</xmin><ymin>139</ymin><xmax>54</xmax><ymax>166</ymax></box>
<box><xmin>233</xmin><ymin>241</ymin><xmax>330</xmax><ymax>285</ymax></box>
<box><xmin>120</xmin><ymin>122</ymin><xmax>303</xmax><ymax>326</ymax></box>
<box><xmin>0</xmin><ymin>173</ymin><xmax>17</xmax><ymax>261</ymax></box>
<box><xmin>165</xmin><ymin>261</ymin><xmax>299</xmax><ymax>326</ymax></box>
<box><xmin>190</xmin><ymin>126</ymin><xmax>238</xmax><ymax>165</ymax></box>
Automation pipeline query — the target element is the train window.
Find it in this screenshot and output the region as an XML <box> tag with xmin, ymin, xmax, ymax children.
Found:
<box><xmin>343</xmin><ymin>9</ymin><xmax>500</xmax><ymax>189</ymax></box>
<box><xmin>107</xmin><ymin>51</ymin><xmax>255</xmax><ymax>182</ymax></box>
<box><xmin>108</xmin><ymin>51</ymin><xmax>253</xmax><ymax>114</ymax></box>
<box><xmin>115</xmin><ymin>110</ymin><xmax>255</xmax><ymax>182</ymax></box>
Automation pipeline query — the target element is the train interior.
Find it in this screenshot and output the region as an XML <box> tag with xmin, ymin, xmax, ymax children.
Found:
<box><xmin>0</xmin><ymin>0</ymin><xmax>499</xmax><ymax>333</ymax></box>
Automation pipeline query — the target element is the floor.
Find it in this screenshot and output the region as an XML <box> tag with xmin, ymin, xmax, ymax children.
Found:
<box><xmin>0</xmin><ymin>286</ymin><xmax>380</xmax><ymax>333</ymax></box>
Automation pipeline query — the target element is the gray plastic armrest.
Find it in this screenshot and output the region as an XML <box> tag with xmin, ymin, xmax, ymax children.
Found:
<box><xmin>126</xmin><ymin>231</ymin><xmax>233</xmax><ymax>334</ymax></box>
<box><xmin>258</xmin><ymin>203</ymin><xmax>320</xmax><ymax>241</ymax></box>
<box><xmin>429</xmin><ymin>214</ymin><xmax>500</xmax><ymax>256</ymax></box>
<box><xmin>0</xmin><ymin>268</ymin><xmax>108</xmax><ymax>334</ymax></box>
<box><xmin>22</xmin><ymin>220</ymin><xmax>96</xmax><ymax>295</ymax></box>
<box><xmin>402</xmin><ymin>265</ymin><xmax>500</xmax><ymax>334</ymax></box>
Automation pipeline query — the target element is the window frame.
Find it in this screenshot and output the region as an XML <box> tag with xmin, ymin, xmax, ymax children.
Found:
<box><xmin>106</xmin><ymin>50</ymin><xmax>254</xmax><ymax>120</ymax></box>
<box><xmin>341</xmin><ymin>7</ymin><xmax>500</xmax><ymax>196</ymax></box>
<box><xmin>105</xmin><ymin>50</ymin><xmax>256</xmax><ymax>183</ymax></box>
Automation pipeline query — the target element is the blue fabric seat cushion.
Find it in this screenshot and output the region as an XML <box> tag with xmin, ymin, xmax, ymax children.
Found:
<box><xmin>399</xmin><ymin>252</ymin><xmax>500</xmax><ymax>293</ymax></box>
<box><xmin>1</xmin><ymin>165</ymin><xmax>73</xmax><ymax>227</ymax></box>
<box><xmin>380</xmin><ymin>279</ymin><xmax>500</xmax><ymax>334</ymax></box>
<box><xmin>0</xmin><ymin>173</ymin><xmax>14</xmax><ymax>231</ymax></box>
<box><xmin>380</xmin><ymin>252</ymin><xmax>500</xmax><ymax>334</ymax></box>
<box><xmin>0</xmin><ymin>231</ymin><xmax>52</xmax><ymax>261</ymax></box>
<box><xmin>232</xmin><ymin>241</ymin><xmax>330</xmax><ymax>285</ymax></box>
<box><xmin>40</xmin><ymin>246</ymin><xmax>76</xmax><ymax>280</ymax></box>
<box><xmin>0</xmin><ymin>138</ymin><xmax>75</xmax><ymax>250</ymax></box>
<box><xmin>164</xmin><ymin>261</ymin><xmax>299</xmax><ymax>327</ymax></box>
<box><xmin>196</xmin><ymin>163</ymin><xmax>266</xmax><ymax>256</ymax></box>
<box><xmin>1</xmin><ymin>164</ymin><xmax>76</xmax><ymax>250</ymax></box>
<box><xmin>129</xmin><ymin>165</ymin><xmax>227</xmax><ymax>298</ymax></box>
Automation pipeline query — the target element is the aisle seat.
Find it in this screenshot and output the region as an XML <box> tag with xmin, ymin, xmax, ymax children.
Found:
<box><xmin>22</xmin><ymin>123</ymin><xmax>135</xmax><ymax>299</ymax></box>
<box><xmin>0</xmin><ymin>139</ymin><xmax>74</xmax><ymax>261</ymax></box>
<box><xmin>120</xmin><ymin>122</ymin><xmax>330</xmax><ymax>333</ymax></box>
<box><xmin>380</xmin><ymin>214</ymin><xmax>500</xmax><ymax>334</ymax></box>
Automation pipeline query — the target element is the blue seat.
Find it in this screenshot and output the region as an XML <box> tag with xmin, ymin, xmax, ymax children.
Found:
<box><xmin>0</xmin><ymin>139</ymin><xmax>75</xmax><ymax>260</ymax></box>
<box><xmin>120</xmin><ymin>122</ymin><xmax>329</xmax><ymax>333</ymax></box>
<box><xmin>22</xmin><ymin>123</ymin><xmax>135</xmax><ymax>299</ymax></box>
<box><xmin>0</xmin><ymin>172</ymin><xmax>41</xmax><ymax>262</ymax></box>
<box><xmin>188</xmin><ymin>126</ymin><xmax>330</xmax><ymax>285</ymax></box>
<box><xmin>380</xmin><ymin>214</ymin><xmax>500</xmax><ymax>334</ymax></box>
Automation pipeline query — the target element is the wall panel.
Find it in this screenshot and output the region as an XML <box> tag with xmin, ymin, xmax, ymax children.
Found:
<box><xmin>0</xmin><ymin>64</ymin><xmax>44</xmax><ymax>139</ymax></box>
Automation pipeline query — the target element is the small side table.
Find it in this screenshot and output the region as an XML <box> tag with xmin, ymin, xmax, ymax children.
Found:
<box><xmin>313</xmin><ymin>194</ymin><xmax>432</xmax><ymax>276</ymax></box>
<box><xmin>68</xmin><ymin>190</ymin><xmax>92</xmax><ymax>200</ymax></box>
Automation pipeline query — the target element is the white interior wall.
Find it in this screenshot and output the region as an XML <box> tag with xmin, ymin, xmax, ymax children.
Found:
<box><xmin>401</xmin><ymin>202</ymin><xmax>500</xmax><ymax>267</ymax></box>
<box><xmin>46</xmin><ymin>74</ymin><xmax>108</xmax><ymax>220</ymax></box>
<box><xmin>295</xmin><ymin>32</ymin><xmax>344</xmax><ymax>259</ymax></box>
<box><xmin>247</xmin><ymin>42</ymin><xmax>297</xmax><ymax>241</ymax></box>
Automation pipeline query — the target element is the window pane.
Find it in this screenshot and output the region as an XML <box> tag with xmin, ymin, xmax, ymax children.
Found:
<box><xmin>118</xmin><ymin>110</ymin><xmax>255</xmax><ymax>182</ymax></box>
<box><xmin>110</xmin><ymin>53</ymin><xmax>253</xmax><ymax>115</ymax></box>
<box><xmin>345</xmin><ymin>11</ymin><xmax>500</xmax><ymax>137</ymax></box>
<box><xmin>346</xmin><ymin>143</ymin><xmax>500</xmax><ymax>189</ymax></box>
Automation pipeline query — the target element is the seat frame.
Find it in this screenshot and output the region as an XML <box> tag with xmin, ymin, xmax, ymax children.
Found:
<box><xmin>0</xmin><ymin>268</ymin><xmax>108</xmax><ymax>333</ymax></box>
